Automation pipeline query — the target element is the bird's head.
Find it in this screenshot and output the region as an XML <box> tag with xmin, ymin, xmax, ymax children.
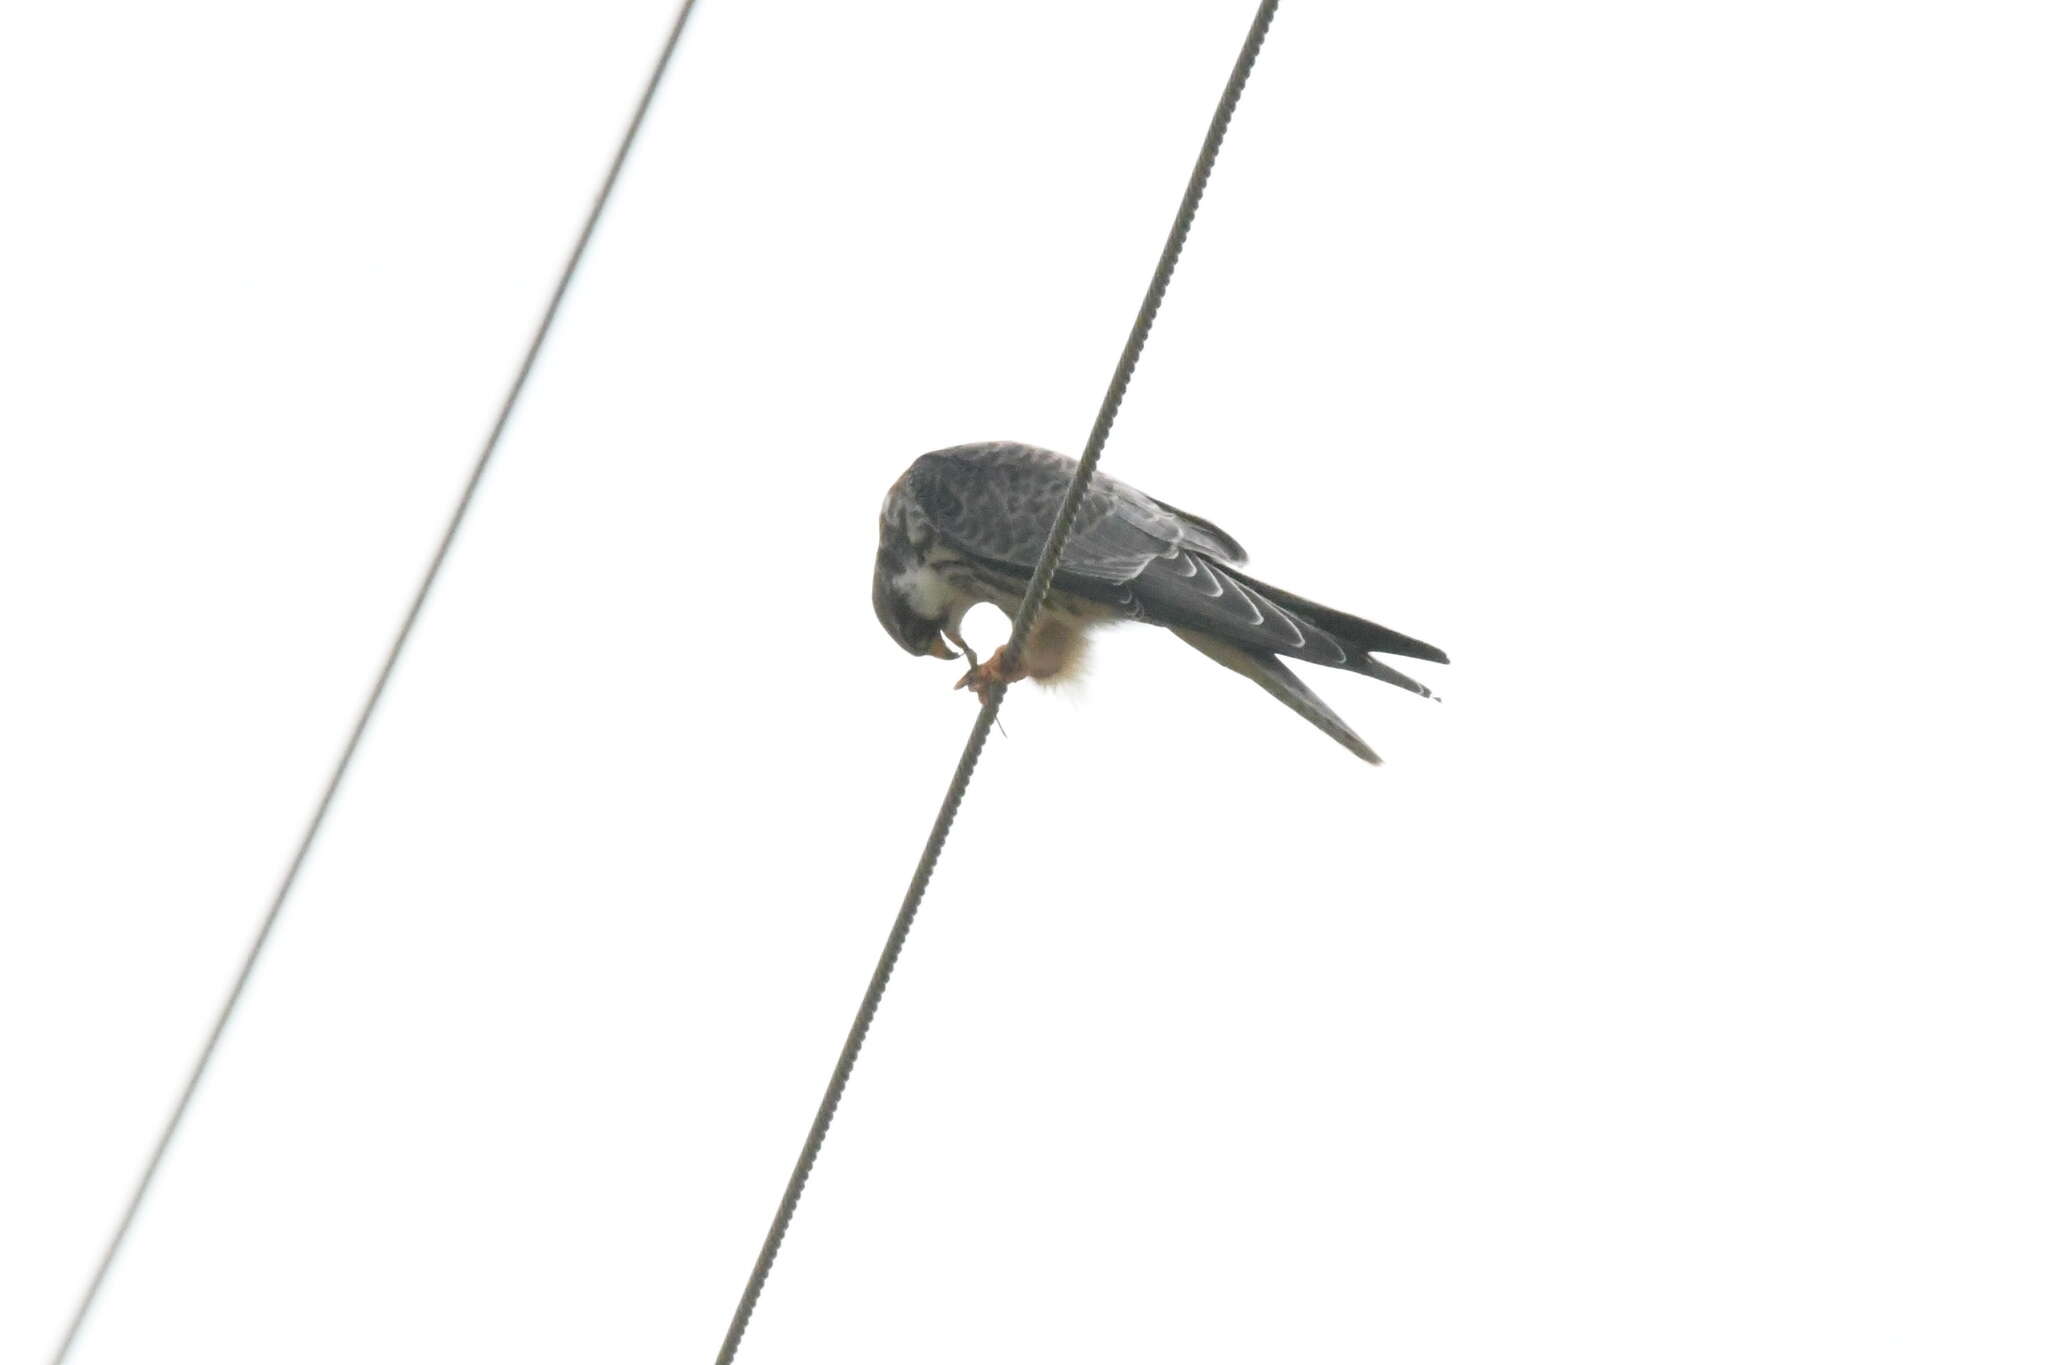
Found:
<box><xmin>873</xmin><ymin>543</ymin><xmax>957</xmax><ymax>661</ymax></box>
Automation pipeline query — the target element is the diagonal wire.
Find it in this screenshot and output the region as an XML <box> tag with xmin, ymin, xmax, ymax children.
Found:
<box><xmin>47</xmin><ymin>4</ymin><xmax>704</xmax><ymax>1361</ymax></box>
<box><xmin>711</xmin><ymin>3</ymin><xmax>1280</xmax><ymax>1360</ymax></box>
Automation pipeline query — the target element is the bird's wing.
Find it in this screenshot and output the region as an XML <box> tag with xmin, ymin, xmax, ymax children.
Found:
<box><xmin>908</xmin><ymin>442</ymin><xmax>1350</xmax><ymax>665</ymax></box>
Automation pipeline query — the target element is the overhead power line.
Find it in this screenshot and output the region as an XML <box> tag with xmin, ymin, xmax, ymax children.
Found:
<box><xmin>46</xmin><ymin>4</ymin><xmax>706</xmax><ymax>1361</ymax></box>
<box><xmin>710</xmin><ymin>3</ymin><xmax>1283</xmax><ymax>1360</ymax></box>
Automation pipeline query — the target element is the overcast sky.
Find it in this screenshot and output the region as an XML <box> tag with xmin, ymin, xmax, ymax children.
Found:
<box><xmin>4</xmin><ymin>1</ymin><xmax>2045</xmax><ymax>1361</ymax></box>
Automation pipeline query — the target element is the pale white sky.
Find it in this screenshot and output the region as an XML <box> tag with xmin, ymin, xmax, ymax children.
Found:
<box><xmin>4</xmin><ymin>1</ymin><xmax>2045</xmax><ymax>1361</ymax></box>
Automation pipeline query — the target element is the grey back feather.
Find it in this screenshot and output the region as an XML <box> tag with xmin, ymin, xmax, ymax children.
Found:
<box><xmin>908</xmin><ymin>443</ymin><xmax>1351</xmax><ymax>665</ymax></box>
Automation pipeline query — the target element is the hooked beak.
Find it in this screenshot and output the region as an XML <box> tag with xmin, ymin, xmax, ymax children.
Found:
<box><xmin>927</xmin><ymin>638</ymin><xmax>959</xmax><ymax>661</ymax></box>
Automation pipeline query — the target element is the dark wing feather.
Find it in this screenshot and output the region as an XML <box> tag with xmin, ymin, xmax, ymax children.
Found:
<box><xmin>1145</xmin><ymin>496</ymin><xmax>1247</xmax><ymax>566</ymax></box>
<box><xmin>908</xmin><ymin>442</ymin><xmax>1243</xmax><ymax>574</ymax></box>
<box><xmin>1234</xmin><ymin>571</ymin><xmax>1449</xmax><ymax>665</ymax></box>
<box><xmin>908</xmin><ymin>443</ymin><xmax>1351</xmax><ymax>664</ymax></box>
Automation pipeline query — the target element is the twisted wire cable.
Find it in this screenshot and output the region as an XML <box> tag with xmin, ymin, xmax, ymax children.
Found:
<box><xmin>713</xmin><ymin>4</ymin><xmax>1281</xmax><ymax>1360</ymax></box>
<box><xmin>47</xmin><ymin>5</ymin><xmax>705</xmax><ymax>1360</ymax></box>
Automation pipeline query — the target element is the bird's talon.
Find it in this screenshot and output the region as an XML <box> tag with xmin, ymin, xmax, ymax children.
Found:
<box><xmin>955</xmin><ymin>644</ymin><xmax>1023</xmax><ymax>700</ymax></box>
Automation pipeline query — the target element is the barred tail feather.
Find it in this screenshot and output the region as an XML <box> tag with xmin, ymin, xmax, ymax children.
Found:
<box><xmin>1350</xmin><ymin>652</ymin><xmax>1434</xmax><ymax>700</ymax></box>
<box><xmin>1170</xmin><ymin>628</ymin><xmax>1382</xmax><ymax>765</ymax></box>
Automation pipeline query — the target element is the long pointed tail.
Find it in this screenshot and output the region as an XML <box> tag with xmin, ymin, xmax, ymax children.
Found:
<box><xmin>1170</xmin><ymin>628</ymin><xmax>1381</xmax><ymax>765</ymax></box>
<box><xmin>1235</xmin><ymin>572</ymin><xmax>1449</xmax><ymax>665</ymax></box>
<box><xmin>1228</xmin><ymin>571</ymin><xmax>1448</xmax><ymax>699</ymax></box>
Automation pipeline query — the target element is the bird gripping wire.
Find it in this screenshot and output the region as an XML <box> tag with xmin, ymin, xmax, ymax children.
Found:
<box><xmin>712</xmin><ymin>3</ymin><xmax>1282</xmax><ymax>1361</ymax></box>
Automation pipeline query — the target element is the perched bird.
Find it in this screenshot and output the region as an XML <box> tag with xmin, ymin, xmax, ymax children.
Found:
<box><xmin>872</xmin><ymin>441</ymin><xmax>1447</xmax><ymax>764</ymax></box>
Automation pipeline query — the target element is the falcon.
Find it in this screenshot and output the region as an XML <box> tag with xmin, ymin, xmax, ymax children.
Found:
<box><xmin>872</xmin><ymin>442</ymin><xmax>1447</xmax><ymax>764</ymax></box>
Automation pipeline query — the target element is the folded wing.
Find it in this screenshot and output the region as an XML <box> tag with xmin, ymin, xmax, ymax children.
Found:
<box><xmin>907</xmin><ymin>442</ymin><xmax>1445</xmax><ymax>693</ymax></box>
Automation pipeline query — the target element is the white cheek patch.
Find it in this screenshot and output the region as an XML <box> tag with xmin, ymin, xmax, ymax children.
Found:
<box><xmin>893</xmin><ymin>564</ymin><xmax>956</xmax><ymax>620</ymax></box>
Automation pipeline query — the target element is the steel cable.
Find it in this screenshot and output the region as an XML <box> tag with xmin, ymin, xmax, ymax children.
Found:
<box><xmin>711</xmin><ymin>4</ymin><xmax>1281</xmax><ymax>1360</ymax></box>
<box><xmin>46</xmin><ymin>4</ymin><xmax>705</xmax><ymax>1360</ymax></box>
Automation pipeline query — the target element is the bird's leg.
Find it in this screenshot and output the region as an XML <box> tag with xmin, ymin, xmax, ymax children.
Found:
<box><xmin>954</xmin><ymin>642</ymin><xmax>1028</xmax><ymax>700</ymax></box>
